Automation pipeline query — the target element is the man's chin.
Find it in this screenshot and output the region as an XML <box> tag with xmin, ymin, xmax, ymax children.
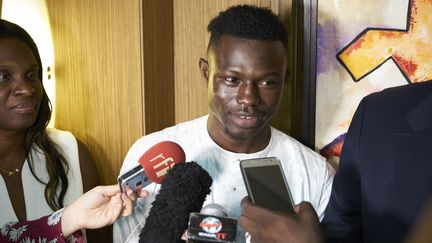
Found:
<box><xmin>225</xmin><ymin>126</ymin><xmax>263</xmax><ymax>141</ymax></box>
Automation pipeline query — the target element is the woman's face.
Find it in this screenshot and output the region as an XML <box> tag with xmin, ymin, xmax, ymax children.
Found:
<box><xmin>0</xmin><ymin>38</ymin><xmax>43</xmax><ymax>132</ymax></box>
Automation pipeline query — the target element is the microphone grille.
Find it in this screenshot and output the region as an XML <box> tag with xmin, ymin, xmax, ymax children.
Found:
<box><xmin>201</xmin><ymin>203</ymin><xmax>228</xmax><ymax>218</ymax></box>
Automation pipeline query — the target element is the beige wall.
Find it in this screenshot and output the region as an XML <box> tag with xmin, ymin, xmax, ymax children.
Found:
<box><xmin>47</xmin><ymin>0</ymin><xmax>144</xmax><ymax>184</ymax></box>
<box><xmin>48</xmin><ymin>0</ymin><xmax>298</xmax><ymax>185</ymax></box>
<box><xmin>142</xmin><ymin>1</ymin><xmax>175</xmax><ymax>134</ymax></box>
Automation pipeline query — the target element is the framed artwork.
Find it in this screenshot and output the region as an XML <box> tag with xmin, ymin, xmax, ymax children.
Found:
<box><xmin>302</xmin><ymin>0</ymin><xmax>432</xmax><ymax>166</ymax></box>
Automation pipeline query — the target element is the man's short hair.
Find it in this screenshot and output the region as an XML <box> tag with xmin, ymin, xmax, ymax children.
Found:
<box><xmin>207</xmin><ymin>5</ymin><xmax>288</xmax><ymax>51</ymax></box>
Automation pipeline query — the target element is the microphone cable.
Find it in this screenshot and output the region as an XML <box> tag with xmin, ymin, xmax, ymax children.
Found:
<box><xmin>123</xmin><ymin>182</ymin><xmax>159</xmax><ymax>243</ymax></box>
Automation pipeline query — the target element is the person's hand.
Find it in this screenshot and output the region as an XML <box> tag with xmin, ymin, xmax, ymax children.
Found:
<box><xmin>61</xmin><ymin>185</ymin><xmax>148</xmax><ymax>237</ymax></box>
<box><xmin>402</xmin><ymin>199</ymin><xmax>432</xmax><ymax>243</ymax></box>
<box><xmin>238</xmin><ymin>197</ymin><xmax>324</xmax><ymax>243</ymax></box>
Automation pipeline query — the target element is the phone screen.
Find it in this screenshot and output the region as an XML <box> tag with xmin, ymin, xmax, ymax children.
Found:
<box><xmin>241</xmin><ymin>158</ymin><xmax>294</xmax><ymax>214</ymax></box>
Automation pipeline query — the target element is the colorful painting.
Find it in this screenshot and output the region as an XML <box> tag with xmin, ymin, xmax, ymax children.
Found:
<box><xmin>315</xmin><ymin>0</ymin><xmax>432</xmax><ymax>165</ymax></box>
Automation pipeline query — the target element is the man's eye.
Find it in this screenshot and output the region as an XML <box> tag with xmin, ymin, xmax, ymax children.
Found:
<box><xmin>0</xmin><ymin>72</ymin><xmax>10</xmax><ymax>81</ymax></box>
<box><xmin>225</xmin><ymin>77</ymin><xmax>239</xmax><ymax>83</ymax></box>
<box><xmin>260</xmin><ymin>80</ymin><xmax>275</xmax><ymax>86</ymax></box>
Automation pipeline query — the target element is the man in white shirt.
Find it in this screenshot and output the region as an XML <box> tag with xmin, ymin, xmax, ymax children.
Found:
<box><xmin>114</xmin><ymin>5</ymin><xmax>334</xmax><ymax>243</ymax></box>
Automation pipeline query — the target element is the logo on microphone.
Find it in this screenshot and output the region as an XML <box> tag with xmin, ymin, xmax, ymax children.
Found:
<box><xmin>150</xmin><ymin>153</ymin><xmax>175</xmax><ymax>178</ymax></box>
<box><xmin>199</xmin><ymin>217</ymin><xmax>222</xmax><ymax>233</ymax></box>
<box><xmin>188</xmin><ymin>212</ymin><xmax>236</xmax><ymax>242</ymax></box>
<box><xmin>139</xmin><ymin>141</ymin><xmax>186</xmax><ymax>184</ymax></box>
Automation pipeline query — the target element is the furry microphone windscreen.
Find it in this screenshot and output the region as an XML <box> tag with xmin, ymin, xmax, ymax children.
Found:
<box><xmin>139</xmin><ymin>162</ymin><xmax>213</xmax><ymax>243</ymax></box>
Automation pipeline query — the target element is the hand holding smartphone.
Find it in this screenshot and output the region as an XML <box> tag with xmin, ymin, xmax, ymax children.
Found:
<box><xmin>240</xmin><ymin>157</ymin><xmax>295</xmax><ymax>214</ymax></box>
<box><xmin>117</xmin><ymin>164</ymin><xmax>151</xmax><ymax>193</ymax></box>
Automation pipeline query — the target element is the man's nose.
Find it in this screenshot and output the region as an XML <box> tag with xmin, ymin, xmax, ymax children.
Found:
<box><xmin>237</xmin><ymin>81</ymin><xmax>260</xmax><ymax>108</ymax></box>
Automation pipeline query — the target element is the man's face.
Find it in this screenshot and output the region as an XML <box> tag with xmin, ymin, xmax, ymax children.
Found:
<box><xmin>200</xmin><ymin>35</ymin><xmax>288</xmax><ymax>148</ymax></box>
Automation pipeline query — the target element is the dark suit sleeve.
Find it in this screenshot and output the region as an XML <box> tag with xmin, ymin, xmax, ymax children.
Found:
<box><xmin>322</xmin><ymin>99</ymin><xmax>366</xmax><ymax>243</ymax></box>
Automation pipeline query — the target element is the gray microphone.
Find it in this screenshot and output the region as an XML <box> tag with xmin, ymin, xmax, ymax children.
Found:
<box><xmin>201</xmin><ymin>203</ymin><xmax>228</xmax><ymax>217</ymax></box>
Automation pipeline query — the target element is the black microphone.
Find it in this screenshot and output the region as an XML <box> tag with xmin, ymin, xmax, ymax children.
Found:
<box><xmin>139</xmin><ymin>162</ymin><xmax>213</xmax><ymax>243</ymax></box>
<box><xmin>187</xmin><ymin>203</ymin><xmax>238</xmax><ymax>242</ymax></box>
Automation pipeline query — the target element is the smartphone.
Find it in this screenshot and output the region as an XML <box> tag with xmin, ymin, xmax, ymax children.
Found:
<box><xmin>240</xmin><ymin>157</ymin><xmax>295</xmax><ymax>214</ymax></box>
<box><xmin>117</xmin><ymin>164</ymin><xmax>151</xmax><ymax>193</ymax></box>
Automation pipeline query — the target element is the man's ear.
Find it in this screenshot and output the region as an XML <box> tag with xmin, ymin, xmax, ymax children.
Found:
<box><xmin>199</xmin><ymin>58</ymin><xmax>209</xmax><ymax>80</ymax></box>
